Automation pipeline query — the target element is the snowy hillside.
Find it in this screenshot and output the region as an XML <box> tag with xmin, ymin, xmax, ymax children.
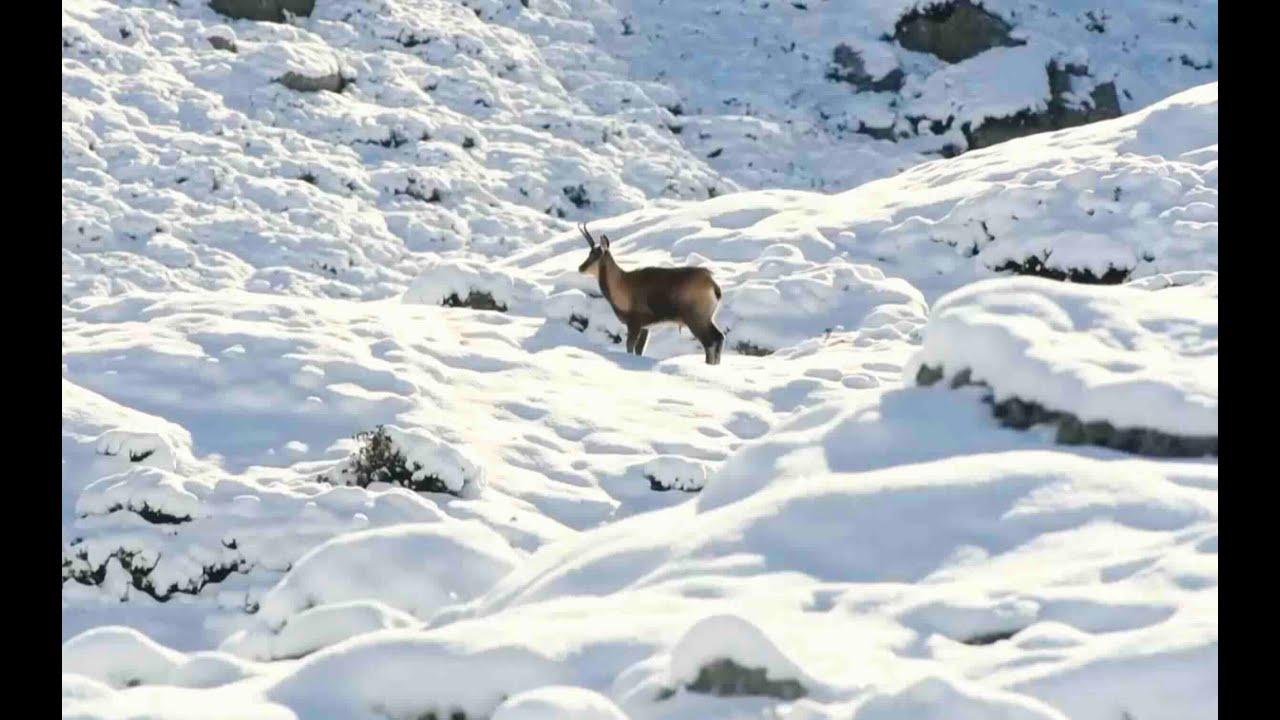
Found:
<box><xmin>64</xmin><ymin>0</ymin><xmax>1216</xmax><ymax>718</ymax></box>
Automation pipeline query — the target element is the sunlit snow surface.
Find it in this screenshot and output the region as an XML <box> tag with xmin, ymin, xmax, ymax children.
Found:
<box><xmin>64</xmin><ymin>1</ymin><xmax>1216</xmax><ymax>717</ymax></box>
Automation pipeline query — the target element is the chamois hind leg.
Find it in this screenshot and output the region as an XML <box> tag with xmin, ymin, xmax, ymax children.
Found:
<box><xmin>634</xmin><ymin>327</ymin><xmax>650</xmax><ymax>356</ymax></box>
<box><xmin>625</xmin><ymin>325</ymin><xmax>639</xmax><ymax>355</ymax></box>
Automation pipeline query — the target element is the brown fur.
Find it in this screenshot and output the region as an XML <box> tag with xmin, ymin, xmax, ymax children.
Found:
<box><xmin>578</xmin><ymin>224</ymin><xmax>724</xmax><ymax>364</ymax></box>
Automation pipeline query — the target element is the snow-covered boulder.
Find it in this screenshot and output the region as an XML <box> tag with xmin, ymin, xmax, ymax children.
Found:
<box><xmin>253</xmin><ymin>522</ymin><xmax>520</xmax><ymax>625</ymax></box>
<box><xmin>906</xmin><ymin>276</ymin><xmax>1217</xmax><ymax>456</ymax></box>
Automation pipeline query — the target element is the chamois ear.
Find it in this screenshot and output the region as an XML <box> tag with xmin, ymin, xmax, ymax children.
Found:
<box><xmin>599</xmin><ymin>234</ymin><xmax>611</xmax><ymax>251</ymax></box>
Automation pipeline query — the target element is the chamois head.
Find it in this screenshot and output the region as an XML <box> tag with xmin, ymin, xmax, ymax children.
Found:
<box><xmin>577</xmin><ymin>222</ymin><xmax>611</xmax><ymax>278</ymax></box>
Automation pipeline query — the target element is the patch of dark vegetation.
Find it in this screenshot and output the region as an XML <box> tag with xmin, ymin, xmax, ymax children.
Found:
<box><xmin>568</xmin><ymin>313</ymin><xmax>622</xmax><ymax>344</ymax></box>
<box><xmin>706</xmin><ymin>147</ymin><xmax>724</xmax><ymax>159</ymax></box>
<box><xmin>734</xmin><ymin>341</ymin><xmax>774</xmax><ymax>357</ymax></box>
<box><xmin>916</xmin><ymin>365</ymin><xmax>1218</xmax><ymax>458</ymax></box>
<box><xmin>101</xmin><ymin>502</ymin><xmax>192</xmax><ymax>525</ymax></box>
<box><xmin>412</xmin><ymin>710</ymin><xmax>469</xmax><ymax>720</ymax></box>
<box><xmin>962</xmin><ymin>61</ymin><xmax>1121</xmax><ymax>149</ymax></box>
<box><xmin>397</xmin><ymin>32</ymin><xmax>433</xmax><ymax>48</ymax></box>
<box><xmin>826</xmin><ymin>43</ymin><xmax>905</xmax><ymax>92</ymax></box>
<box><xmin>645</xmin><ymin>474</ymin><xmax>702</xmax><ymax>493</ymax></box>
<box><xmin>296</xmin><ymin>172</ymin><xmax>319</xmax><ymax>186</ymax></box>
<box><xmin>313</xmin><ymin>261</ymin><xmax>340</xmax><ymax>277</ymax></box>
<box><xmin>359</xmin><ymin>129</ymin><xmax>413</xmax><ymax>149</ymax></box>
<box><xmin>394</xmin><ymin>180</ymin><xmax>442</xmax><ymax>203</ymax></box>
<box><xmin>562</xmin><ymin>184</ymin><xmax>591</xmax><ymax>208</ymax></box>
<box><xmin>210</xmin><ymin>0</ymin><xmax>314</xmax><ymax>22</ymax></box>
<box><xmin>893</xmin><ymin>0</ymin><xmax>1025</xmax><ymax>64</ymax></box>
<box><xmin>63</xmin><ymin>546</ymin><xmax>247</xmax><ymax>602</ymax></box>
<box><xmin>443</xmin><ymin>290</ymin><xmax>507</xmax><ymax>312</ymax></box>
<box><xmin>461</xmin><ymin>136</ymin><xmax>476</xmax><ymax>149</ymax></box>
<box><xmin>1179</xmin><ymin>54</ymin><xmax>1213</xmax><ymax>71</ymax></box>
<box><xmin>1083</xmin><ymin>9</ymin><xmax>1108</xmax><ymax>33</ymax></box>
<box><xmin>961</xmin><ymin>628</ymin><xmax>1021</xmax><ymax>645</ymax></box>
<box><xmin>856</xmin><ymin>122</ymin><xmax>898</xmax><ymax>142</ymax></box>
<box><xmin>992</xmin><ymin>255</ymin><xmax>1131</xmax><ymax>284</ymax></box>
<box><xmin>322</xmin><ymin>425</ymin><xmax>461</xmax><ymax>495</ymax></box>
<box><xmin>683</xmin><ymin>658</ymin><xmax>807</xmax><ymax>700</ymax></box>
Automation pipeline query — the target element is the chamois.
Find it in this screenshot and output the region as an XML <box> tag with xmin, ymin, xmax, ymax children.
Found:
<box><xmin>576</xmin><ymin>222</ymin><xmax>725</xmax><ymax>365</ymax></box>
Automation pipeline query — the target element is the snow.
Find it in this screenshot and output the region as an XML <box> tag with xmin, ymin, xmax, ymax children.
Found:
<box><xmin>905</xmin><ymin>275</ymin><xmax>1218</xmax><ymax>437</ymax></box>
<box><xmin>668</xmin><ymin>613</ymin><xmax>812</xmax><ymax>689</ymax></box>
<box><xmin>491</xmin><ymin>686</ymin><xmax>629</xmax><ymax>720</ymax></box>
<box><xmin>251</xmin><ymin>522</ymin><xmax>520</xmax><ymax>627</ymax></box>
<box><xmin>322</xmin><ymin>423</ymin><xmax>489</xmax><ymax>497</ymax></box>
<box><xmin>221</xmin><ymin>599</ymin><xmax>419</xmax><ymax>662</ymax></box>
<box><xmin>852</xmin><ymin>675</ymin><xmax>1068</xmax><ymax>720</ymax></box>
<box><xmin>64</xmin><ymin>0</ymin><xmax>1216</xmax><ymax>717</ymax></box>
<box><xmin>63</xmin><ymin>626</ymin><xmax>188</xmax><ymax>689</ymax></box>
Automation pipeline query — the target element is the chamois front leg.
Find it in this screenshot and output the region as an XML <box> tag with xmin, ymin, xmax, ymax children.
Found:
<box><xmin>625</xmin><ymin>322</ymin><xmax>641</xmax><ymax>355</ymax></box>
<box><xmin>634</xmin><ymin>327</ymin><xmax>649</xmax><ymax>356</ymax></box>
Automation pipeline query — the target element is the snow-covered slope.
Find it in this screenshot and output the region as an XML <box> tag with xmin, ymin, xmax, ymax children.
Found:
<box><xmin>64</xmin><ymin>0</ymin><xmax>1217</xmax><ymax>718</ymax></box>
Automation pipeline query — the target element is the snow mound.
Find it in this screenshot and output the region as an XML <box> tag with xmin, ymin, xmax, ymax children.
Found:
<box><xmin>906</xmin><ymin>275</ymin><xmax>1217</xmax><ymax>443</ymax></box>
<box><xmin>254</xmin><ymin>522</ymin><xmax>519</xmax><ymax>627</ymax></box>
<box><xmin>222</xmin><ymin>600</ymin><xmax>418</xmax><ymax>661</ymax></box>
<box><xmin>264</xmin><ymin>633</ymin><xmax>565</xmax><ymax>720</ymax></box>
<box><xmin>321</xmin><ymin>424</ymin><xmax>488</xmax><ymax>498</ymax></box>
<box><xmin>641</xmin><ymin>456</ymin><xmax>708</xmax><ymax>493</ymax></box>
<box><xmin>404</xmin><ymin>259</ymin><xmax>547</xmax><ymax>313</ymax></box>
<box><xmin>474</xmin><ymin>449</ymin><xmax>1214</xmax><ymax>613</ymax></box>
<box><xmin>76</xmin><ymin>466</ymin><xmax>208</xmax><ymax>525</ymax></box>
<box><xmin>63</xmin><ymin>626</ymin><xmax>187</xmax><ymax>689</ymax></box>
<box><xmin>167</xmin><ymin>651</ymin><xmax>261</xmax><ymax>689</ymax></box>
<box><xmin>491</xmin><ymin>686</ymin><xmax>629</xmax><ymax>720</ymax></box>
<box><xmin>853</xmin><ymin>675</ymin><xmax>1067</xmax><ymax>720</ymax></box>
<box><xmin>62</xmin><ymin>0</ymin><xmax>1217</xmax><ymax>712</ymax></box>
<box><xmin>63</xmin><ymin>673</ymin><xmax>114</xmax><ymax>707</ymax></box>
<box><xmin>513</xmin><ymin>83</ymin><xmax>1218</xmax><ymax>308</ymax></box>
<box><xmin>669</xmin><ymin>614</ymin><xmax>811</xmax><ymax>696</ymax></box>
<box><xmin>63</xmin><ymin>463</ymin><xmax>451</xmax><ymax>615</ymax></box>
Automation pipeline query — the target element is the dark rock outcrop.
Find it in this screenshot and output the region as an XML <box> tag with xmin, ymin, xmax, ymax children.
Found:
<box><xmin>963</xmin><ymin>61</ymin><xmax>1121</xmax><ymax>149</ymax></box>
<box><xmin>915</xmin><ymin>364</ymin><xmax>1217</xmax><ymax>458</ymax></box>
<box><xmin>277</xmin><ymin>71</ymin><xmax>349</xmax><ymax>93</ymax></box>
<box><xmin>684</xmin><ymin>658</ymin><xmax>807</xmax><ymax>700</ymax></box>
<box><xmin>209</xmin><ymin>0</ymin><xmax>315</xmax><ymax>22</ymax></box>
<box><xmin>827</xmin><ymin>43</ymin><xmax>905</xmax><ymax>92</ymax></box>
<box><xmin>893</xmin><ymin>0</ymin><xmax>1025</xmax><ymax>63</ymax></box>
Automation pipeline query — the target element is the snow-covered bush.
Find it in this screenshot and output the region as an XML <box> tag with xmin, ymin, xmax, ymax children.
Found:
<box><xmin>321</xmin><ymin>425</ymin><xmax>485</xmax><ymax>498</ymax></box>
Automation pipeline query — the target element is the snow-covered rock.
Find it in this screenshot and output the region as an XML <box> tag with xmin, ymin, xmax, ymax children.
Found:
<box><xmin>906</xmin><ymin>275</ymin><xmax>1217</xmax><ymax>450</ymax></box>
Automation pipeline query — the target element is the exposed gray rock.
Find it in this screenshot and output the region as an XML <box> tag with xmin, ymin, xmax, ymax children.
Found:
<box><xmin>893</xmin><ymin>0</ymin><xmax>1025</xmax><ymax>64</ymax></box>
<box><xmin>915</xmin><ymin>364</ymin><xmax>1218</xmax><ymax>458</ymax></box>
<box><xmin>208</xmin><ymin>35</ymin><xmax>237</xmax><ymax>52</ymax></box>
<box><xmin>276</xmin><ymin>70</ymin><xmax>349</xmax><ymax>93</ymax></box>
<box><xmin>684</xmin><ymin>658</ymin><xmax>807</xmax><ymax>700</ymax></box>
<box><xmin>827</xmin><ymin>43</ymin><xmax>905</xmax><ymax>92</ymax></box>
<box><xmin>209</xmin><ymin>0</ymin><xmax>315</xmax><ymax>22</ymax></box>
<box><xmin>963</xmin><ymin>61</ymin><xmax>1121</xmax><ymax>150</ymax></box>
